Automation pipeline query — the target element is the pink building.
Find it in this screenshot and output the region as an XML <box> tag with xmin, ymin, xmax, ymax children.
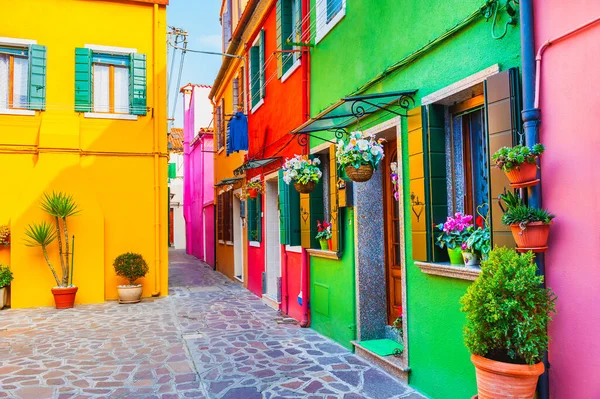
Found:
<box><xmin>534</xmin><ymin>2</ymin><xmax>600</xmax><ymax>397</ymax></box>
<box><xmin>181</xmin><ymin>84</ymin><xmax>215</xmax><ymax>266</ymax></box>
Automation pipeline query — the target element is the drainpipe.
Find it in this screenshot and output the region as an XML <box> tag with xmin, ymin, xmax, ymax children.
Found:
<box><xmin>211</xmin><ymin>98</ymin><xmax>218</xmax><ymax>271</ymax></box>
<box><xmin>151</xmin><ymin>3</ymin><xmax>162</xmax><ymax>297</ymax></box>
<box><xmin>282</xmin><ymin>245</ymin><xmax>289</xmax><ymax>314</ymax></box>
<box><xmin>519</xmin><ymin>1</ymin><xmax>547</xmax><ymax>397</ymax></box>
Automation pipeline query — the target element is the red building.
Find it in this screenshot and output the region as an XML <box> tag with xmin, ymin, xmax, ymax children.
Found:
<box><xmin>241</xmin><ymin>0</ymin><xmax>309</xmax><ymax>322</ymax></box>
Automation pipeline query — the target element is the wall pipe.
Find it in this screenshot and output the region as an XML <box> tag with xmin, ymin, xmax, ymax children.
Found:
<box><xmin>151</xmin><ymin>3</ymin><xmax>162</xmax><ymax>297</ymax></box>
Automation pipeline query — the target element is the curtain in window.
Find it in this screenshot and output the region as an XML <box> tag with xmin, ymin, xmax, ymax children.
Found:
<box><xmin>326</xmin><ymin>0</ymin><xmax>343</xmax><ymax>23</ymax></box>
<box><xmin>113</xmin><ymin>66</ymin><xmax>129</xmax><ymax>113</ymax></box>
<box><xmin>12</xmin><ymin>57</ymin><xmax>28</xmax><ymax>108</ymax></box>
<box><xmin>93</xmin><ymin>64</ymin><xmax>110</xmax><ymax>112</ymax></box>
<box><xmin>0</xmin><ymin>54</ymin><xmax>8</xmax><ymax>109</ymax></box>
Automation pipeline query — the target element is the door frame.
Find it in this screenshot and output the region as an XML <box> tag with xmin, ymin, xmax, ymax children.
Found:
<box><xmin>262</xmin><ymin>171</ymin><xmax>281</xmax><ymax>308</ymax></box>
<box><xmin>233</xmin><ymin>188</ymin><xmax>244</xmax><ymax>282</ymax></box>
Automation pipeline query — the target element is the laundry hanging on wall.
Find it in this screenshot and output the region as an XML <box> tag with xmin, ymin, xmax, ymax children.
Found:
<box><xmin>226</xmin><ymin>112</ymin><xmax>249</xmax><ymax>155</ymax></box>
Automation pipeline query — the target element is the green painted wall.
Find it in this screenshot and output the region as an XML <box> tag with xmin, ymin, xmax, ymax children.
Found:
<box><xmin>309</xmin><ymin>1</ymin><xmax>521</xmax><ymax>398</ymax></box>
<box><xmin>310</xmin><ymin>208</ymin><xmax>356</xmax><ymax>350</ymax></box>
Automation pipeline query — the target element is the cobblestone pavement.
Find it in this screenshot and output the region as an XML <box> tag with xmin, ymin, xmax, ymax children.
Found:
<box><xmin>0</xmin><ymin>250</ymin><xmax>426</xmax><ymax>399</ymax></box>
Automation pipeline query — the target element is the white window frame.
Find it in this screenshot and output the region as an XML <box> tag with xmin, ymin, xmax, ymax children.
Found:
<box><xmin>249</xmin><ymin>34</ymin><xmax>264</xmax><ymax>114</ymax></box>
<box><xmin>281</xmin><ymin>58</ymin><xmax>301</xmax><ymax>84</ymax></box>
<box><xmin>0</xmin><ymin>37</ymin><xmax>37</xmax><ymax>116</ymax></box>
<box><xmin>83</xmin><ymin>44</ymin><xmax>138</xmax><ymax>121</ymax></box>
<box><xmin>315</xmin><ymin>0</ymin><xmax>346</xmax><ymax>44</ymax></box>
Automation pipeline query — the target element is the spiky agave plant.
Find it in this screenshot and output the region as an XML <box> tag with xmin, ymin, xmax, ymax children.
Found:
<box><xmin>25</xmin><ymin>192</ymin><xmax>80</xmax><ymax>287</ymax></box>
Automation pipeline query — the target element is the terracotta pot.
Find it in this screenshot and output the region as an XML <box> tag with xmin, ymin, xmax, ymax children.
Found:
<box><xmin>345</xmin><ymin>165</ymin><xmax>374</xmax><ymax>182</ymax></box>
<box><xmin>510</xmin><ymin>221</ymin><xmax>551</xmax><ymax>251</ymax></box>
<box><xmin>0</xmin><ymin>286</ymin><xmax>7</xmax><ymax>309</ymax></box>
<box><xmin>447</xmin><ymin>247</ymin><xmax>464</xmax><ymax>265</ymax></box>
<box><xmin>294</xmin><ymin>181</ymin><xmax>316</xmax><ymax>194</ymax></box>
<box><xmin>247</xmin><ymin>188</ymin><xmax>258</xmax><ymax>199</ymax></box>
<box><xmin>117</xmin><ymin>284</ymin><xmax>143</xmax><ymax>304</ymax></box>
<box><xmin>505</xmin><ymin>162</ymin><xmax>538</xmax><ymax>185</ymax></box>
<box><xmin>471</xmin><ymin>354</ymin><xmax>544</xmax><ymax>399</ymax></box>
<box><xmin>51</xmin><ymin>286</ymin><xmax>78</xmax><ymax>309</ymax></box>
<box><xmin>462</xmin><ymin>252</ymin><xmax>480</xmax><ymax>266</ymax></box>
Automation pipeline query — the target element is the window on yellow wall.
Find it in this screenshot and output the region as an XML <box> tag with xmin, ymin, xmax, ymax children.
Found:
<box><xmin>92</xmin><ymin>54</ymin><xmax>130</xmax><ymax>114</ymax></box>
<box><xmin>0</xmin><ymin>43</ymin><xmax>46</xmax><ymax>111</ymax></box>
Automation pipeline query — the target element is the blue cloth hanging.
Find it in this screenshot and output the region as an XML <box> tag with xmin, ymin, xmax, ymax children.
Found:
<box><xmin>226</xmin><ymin>112</ymin><xmax>248</xmax><ymax>155</ymax></box>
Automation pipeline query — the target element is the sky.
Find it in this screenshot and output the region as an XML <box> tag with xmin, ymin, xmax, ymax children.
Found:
<box><xmin>167</xmin><ymin>0</ymin><xmax>222</xmax><ymax>128</ymax></box>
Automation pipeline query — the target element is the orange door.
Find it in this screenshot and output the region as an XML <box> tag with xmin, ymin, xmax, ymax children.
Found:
<box><xmin>383</xmin><ymin>140</ymin><xmax>403</xmax><ymax>324</ymax></box>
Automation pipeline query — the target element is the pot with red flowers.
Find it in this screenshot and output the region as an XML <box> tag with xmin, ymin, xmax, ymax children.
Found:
<box><xmin>315</xmin><ymin>220</ymin><xmax>332</xmax><ymax>251</ymax></box>
<box><xmin>435</xmin><ymin>213</ymin><xmax>474</xmax><ymax>265</ymax></box>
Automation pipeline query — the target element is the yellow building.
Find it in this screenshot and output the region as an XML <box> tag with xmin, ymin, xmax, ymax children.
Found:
<box><xmin>0</xmin><ymin>0</ymin><xmax>169</xmax><ymax>308</ymax></box>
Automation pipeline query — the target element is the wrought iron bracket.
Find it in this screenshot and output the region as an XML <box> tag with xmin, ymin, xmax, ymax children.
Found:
<box><xmin>295</xmin><ymin>128</ymin><xmax>347</xmax><ymax>147</ymax></box>
<box><xmin>348</xmin><ymin>92</ymin><xmax>415</xmax><ymax>119</ymax></box>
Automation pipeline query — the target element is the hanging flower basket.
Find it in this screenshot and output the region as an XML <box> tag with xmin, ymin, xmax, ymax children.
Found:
<box><xmin>510</xmin><ymin>222</ymin><xmax>552</xmax><ymax>253</ymax></box>
<box><xmin>247</xmin><ymin>188</ymin><xmax>258</xmax><ymax>199</ymax></box>
<box><xmin>345</xmin><ymin>165</ymin><xmax>373</xmax><ymax>182</ymax></box>
<box><xmin>294</xmin><ymin>181</ymin><xmax>316</xmax><ymax>194</ymax></box>
<box><xmin>246</xmin><ymin>180</ymin><xmax>262</xmax><ymax>199</ymax></box>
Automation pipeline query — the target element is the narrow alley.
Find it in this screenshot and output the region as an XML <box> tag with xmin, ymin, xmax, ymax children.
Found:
<box><xmin>0</xmin><ymin>250</ymin><xmax>425</xmax><ymax>399</ymax></box>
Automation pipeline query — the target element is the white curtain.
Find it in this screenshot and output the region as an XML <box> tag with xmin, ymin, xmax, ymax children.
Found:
<box><xmin>0</xmin><ymin>55</ymin><xmax>9</xmax><ymax>109</ymax></box>
<box><xmin>12</xmin><ymin>57</ymin><xmax>28</xmax><ymax>109</ymax></box>
<box><xmin>93</xmin><ymin>64</ymin><xmax>109</xmax><ymax>113</ymax></box>
<box><xmin>113</xmin><ymin>66</ymin><xmax>129</xmax><ymax>114</ymax></box>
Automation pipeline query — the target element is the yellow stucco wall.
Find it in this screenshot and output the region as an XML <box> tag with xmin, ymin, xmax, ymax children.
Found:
<box><xmin>0</xmin><ymin>0</ymin><xmax>168</xmax><ymax>308</ymax></box>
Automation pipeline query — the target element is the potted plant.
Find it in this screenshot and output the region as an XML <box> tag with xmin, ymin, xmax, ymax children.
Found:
<box><xmin>336</xmin><ymin>131</ymin><xmax>385</xmax><ymax>182</ymax></box>
<box><xmin>500</xmin><ymin>192</ymin><xmax>554</xmax><ymax>252</ymax></box>
<box><xmin>282</xmin><ymin>155</ymin><xmax>322</xmax><ymax>194</ymax></box>
<box><xmin>435</xmin><ymin>213</ymin><xmax>473</xmax><ymax>265</ymax></box>
<box><xmin>315</xmin><ymin>220</ymin><xmax>332</xmax><ymax>250</ymax></box>
<box><xmin>0</xmin><ymin>264</ymin><xmax>13</xmax><ymax>309</ymax></box>
<box><xmin>25</xmin><ymin>192</ymin><xmax>80</xmax><ymax>309</ymax></box>
<box><xmin>0</xmin><ymin>224</ymin><xmax>10</xmax><ymax>247</ymax></box>
<box><xmin>492</xmin><ymin>143</ymin><xmax>544</xmax><ymax>187</ymax></box>
<box><xmin>462</xmin><ymin>211</ymin><xmax>491</xmax><ymax>266</ymax></box>
<box><xmin>246</xmin><ymin>180</ymin><xmax>262</xmax><ymax>199</ymax></box>
<box><xmin>114</xmin><ymin>253</ymin><xmax>149</xmax><ymax>304</ymax></box>
<box><xmin>250</xmin><ymin>229</ymin><xmax>258</xmax><ymax>242</ymax></box>
<box><xmin>460</xmin><ymin>247</ymin><xmax>556</xmax><ymax>399</ymax></box>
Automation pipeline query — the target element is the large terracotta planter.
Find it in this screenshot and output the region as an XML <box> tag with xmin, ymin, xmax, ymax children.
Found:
<box><xmin>510</xmin><ymin>221</ymin><xmax>551</xmax><ymax>252</ymax></box>
<box><xmin>0</xmin><ymin>286</ymin><xmax>7</xmax><ymax>309</ymax></box>
<box><xmin>51</xmin><ymin>286</ymin><xmax>78</xmax><ymax>309</ymax></box>
<box><xmin>471</xmin><ymin>354</ymin><xmax>544</xmax><ymax>399</ymax></box>
<box><xmin>294</xmin><ymin>181</ymin><xmax>316</xmax><ymax>194</ymax></box>
<box><xmin>247</xmin><ymin>188</ymin><xmax>258</xmax><ymax>199</ymax></box>
<box><xmin>505</xmin><ymin>162</ymin><xmax>538</xmax><ymax>187</ymax></box>
<box><xmin>345</xmin><ymin>165</ymin><xmax>374</xmax><ymax>182</ymax></box>
<box><xmin>117</xmin><ymin>284</ymin><xmax>143</xmax><ymax>304</ymax></box>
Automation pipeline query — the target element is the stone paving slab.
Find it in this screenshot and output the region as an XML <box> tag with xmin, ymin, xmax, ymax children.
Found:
<box><xmin>0</xmin><ymin>250</ymin><xmax>427</xmax><ymax>399</ymax></box>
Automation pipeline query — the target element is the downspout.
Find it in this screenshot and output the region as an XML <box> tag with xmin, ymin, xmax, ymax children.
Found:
<box><xmin>299</xmin><ymin>0</ymin><xmax>311</xmax><ymax>328</ymax></box>
<box><xmin>211</xmin><ymin>98</ymin><xmax>218</xmax><ymax>271</ymax></box>
<box><xmin>183</xmin><ymin>90</ymin><xmax>191</xmax><ymax>254</ymax></box>
<box><xmin>282</xmin><ymin>245</ymin><xmax>289</xmax><ymax>314</ymax></box>
<box><xmin>152</xmin><ymin>3</ymin><xmax>161</xmax><ymax>297</ymax></box>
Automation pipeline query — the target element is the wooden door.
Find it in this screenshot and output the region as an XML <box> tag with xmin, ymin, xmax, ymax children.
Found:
<box><xmin>383</xmin><ymin>140</ymin><xmax>403</xmax><ymax>324</ymax></box>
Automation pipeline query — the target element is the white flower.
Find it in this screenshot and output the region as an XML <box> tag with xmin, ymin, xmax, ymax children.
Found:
<box><xmin>316</xmin><ymin>170</ymin><xmax>322</xmax><ymax>178</ymax></box>
<box><xmin>362</xmin><ymin>152</ymin><xmax>370</xmax><ymax>162</ymax></box>
<box><xmin>289</xmin><ymin>170</ymin><xmax>298</xmax><ymax>178</ymax></box>
<box><xmin>283</xmin><ymin>175</ymin><xmax>292</xmax><ymax>184</ymax></box>
<box><xmin>312</xmin><ymin>158</ymin><xmax>321</xmax><ymax>165</ymax></box>
<box><xmin>370</xmin><ymin>146</ymin><xmax>381</xmax><ymax>156</ymax></box>
<box><xmin>357</xmin><ymin>139</ymin><xmax>369</xmax><ymax>151</ymax></box>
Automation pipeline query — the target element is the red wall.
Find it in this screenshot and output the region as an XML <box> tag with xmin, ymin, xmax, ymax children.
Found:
<box><xmin>245</xmin><ymin>4</ymin><xmax>308</xmax><ymax>321</ymax></box>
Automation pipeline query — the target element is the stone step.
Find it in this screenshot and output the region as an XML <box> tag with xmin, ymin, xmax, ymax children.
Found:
<box><xmin>351</xmin><ymin>340</ymin><xmax>410</xmax><ymax>383</ymax></box>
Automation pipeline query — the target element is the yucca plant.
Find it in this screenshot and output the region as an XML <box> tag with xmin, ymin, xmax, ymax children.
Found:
<box><xmin>25</xmin><ymin>192</ymin><xmax>80</xmax><ymax>287</ymax></box>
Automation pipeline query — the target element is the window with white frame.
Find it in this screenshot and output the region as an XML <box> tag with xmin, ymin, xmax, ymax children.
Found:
<box><xmin>315</xmin><ymin>0</ymin><xmax>345</xmax><ymax>43</ymax></box>
<box><xmin>92</xmin><ymin>54</ymin><xmax>130</xmax><ymax>113</ymax></box>
<box><xmin>0</xmin><ymin>40</ymin><xmax>46</xmax><ymax>112</ymax></box>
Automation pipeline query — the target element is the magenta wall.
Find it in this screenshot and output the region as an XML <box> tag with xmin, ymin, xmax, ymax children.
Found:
<box><xmin>534</xmin><ymin>2</ymin><xmax>600</xmax><ymax>397</ymax></box>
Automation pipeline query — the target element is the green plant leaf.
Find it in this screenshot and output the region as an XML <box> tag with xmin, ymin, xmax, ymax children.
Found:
<box><xmin>24</xmin><ymin>221</ymin><xmax>57</xmax><ymax>248</ymax></box>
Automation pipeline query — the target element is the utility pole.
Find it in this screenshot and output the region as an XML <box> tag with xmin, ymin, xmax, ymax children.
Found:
<box><xmin>167</xmin><ymin>26</ymin><xmax>188</xmax><ymax>130</ymax></box>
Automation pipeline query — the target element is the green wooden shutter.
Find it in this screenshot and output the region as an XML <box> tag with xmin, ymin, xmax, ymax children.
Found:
<box><xmin>279</xmin><ymin>170</ymin><xmax>290</xmax><ymax>244</ymax></box>
<box><xmin>250</xmin><ymin>46</ymin><xmax>260</xmax><ymax>107</ymax></box>
<box><xmin>485</xmin><ymin>68</ymin><xmax>520</xmax><ymax>249</ymax></box>
<box><xmin>74</xmin><ymin>48</ymin><xmax>92</xmax><ymax>112</ymax></box>
<box><xmin>256</xmin><ymin>193</ymin><xmax>263</xmax><ymax>242</ymax></box>
<box><xmin>424</xmin><ymin>104</ymin><xmax>448</xmax><ymax>262</ymax></box>
<box><xmin>408</xmin><ymin>108</ymin><xmax>427</xmax><ymax>261</ymax></box>
<box><xmin>277</xmin><ymin>0</ymin><xmax>293</xmax><ymax>77</ymax></box>
<box><xmin>276</xmin><ymin>0</ymin><xmax>283</xmax><ymax>78</ymax></box>
<box><xmin>289</xmin><ymin>178</ymin><xmax>301</xmax><ymax>246</ymax></box>
<box><xmin>130</xmin><ymin>53</ymin><xmax>147</xmax><ymax>116</ymax></box>
<box><xmin>27</xmin><ymin>44</ymin><xmax>46</xmax><ymax>111</ymax></box>
<box><xmin>168</xmin><ymin>163</ymin><xmax>176</xmax><ymax>179</ymax></box>
<box><xmin>259</xmin><ymin>29</ymin><xmax>265</xmax><ymax>99</ymax></box>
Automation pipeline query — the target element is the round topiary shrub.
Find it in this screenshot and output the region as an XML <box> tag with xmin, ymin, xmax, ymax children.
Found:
<box><xmin>113</xmin><ymin>253</ymin><xmax>149</xmax><ymax>286</ymax></box>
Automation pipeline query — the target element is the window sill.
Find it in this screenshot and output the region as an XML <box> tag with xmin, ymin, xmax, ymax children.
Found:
<box><xmin>84</xmin><ymin>113</ymin><xmax>138</xmax><ymax>121</ymax></box>
<box><xmin>315</xmin><ymin>8</ymin><xmax>346</xmax><ymax>45</ymax></box>
<box><xmin>217</xmin><ymin>147</ymin><xmax>225</xmax><ymax>155</ymax></box>
<box><xmin>306</xmin><ymin>248</ymin><xmax>340</xmax><ymax>260</ymax></box>
<box><xmin>414</xmin><ymin>261</ymin><xmax>481</xmax><ymax>281</ymax></box>
<box><xmin>0</xmin><ymin>109</ymin><xmax>36</xmax><ymax>116</ymax></box>
<box><xmin>250</xmin><ymin>98</ymin><xmax>264</xmax><ymax>114</ymax></box>
<box><xmin>226</xmin><ymin>241</ymin><xmax>234</xmax><ymax>246</ymax></box>
<box><xmin>285</xmin><ymin>245</ymin><xmax>302</xmax><ymax>254</ymax></box>
<box><xmin>249</xmin><ymin>241</ymin><xmax>261</xmax><ymax>248</ymax></box>
<box><xmin>281</xmin><ymin>59</ymin><xmax>301</xmax><ymax>83</ymax></box>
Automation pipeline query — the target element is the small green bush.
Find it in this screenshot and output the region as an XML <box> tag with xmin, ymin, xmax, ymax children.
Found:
<box><xmin>0</xmin><ymin>264</ymin><xmax>13</xmax><ymax>288</ymax></box>
<box><xmin>460</xmin><ymin>247</ymin><xmax>556</xmax><ymax>365</ymax></box>
<box><xmin>113</xmin><ymin>253</ymin><xmax>149</xmax><ymax>285</ymax></box>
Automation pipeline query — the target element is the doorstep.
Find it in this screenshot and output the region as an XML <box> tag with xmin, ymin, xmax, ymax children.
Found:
<box><xmin>351</xmin><ymin>340</ymin><xmax>410</xmax><ymax>383</ymax></box>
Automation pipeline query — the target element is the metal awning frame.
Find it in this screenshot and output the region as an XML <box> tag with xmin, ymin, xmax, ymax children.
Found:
<box><xmin>292</xmin><ymin>90</ymin><xmax>417</xmax><ymax>147</ymax></box>
<box><xmin>233</xmin><ymin>157</ymin><xmax>282</xmax><ymax>176</ymax></box>
<box><xmin>214</xmin><ymin>177</ymin><xmax>243</xmax><ymax>187</ymax></box>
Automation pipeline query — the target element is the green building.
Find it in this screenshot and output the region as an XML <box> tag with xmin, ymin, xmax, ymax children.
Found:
<box><xmin>294</xmin><ymin>1</ymin><xmax>523</xmax><ymax>398</ymax></box>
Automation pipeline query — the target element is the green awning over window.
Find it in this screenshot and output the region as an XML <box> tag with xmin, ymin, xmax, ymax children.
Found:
<box><xmin>292</xmin><ymin>90</ymin><xmax>417</xmax><ymax>134</ymax></box>
<box><xmin>214</xmin><ymin>177</ymin><xmax>243</xmax><ymax>187</ymax></box>
<box><xmin>233</xmin><ymin>157</ymin><xmax>281</xmax><ymax>176</ymax></box>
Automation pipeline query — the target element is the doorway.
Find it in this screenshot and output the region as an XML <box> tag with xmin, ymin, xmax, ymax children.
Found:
<box><xmin>233</xmin><ymin>189</ymin><xmax>243</xmax><ymax>281</ymax></box>
<box><xmin>264</xmin><ymin>176</ymin><xmax>281</xmax><ymax>303</ymax></box>
<box><xmin>383</xmin><ymin>139</ymin><xmax>403</xmax><ymax>324</ymax></box>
